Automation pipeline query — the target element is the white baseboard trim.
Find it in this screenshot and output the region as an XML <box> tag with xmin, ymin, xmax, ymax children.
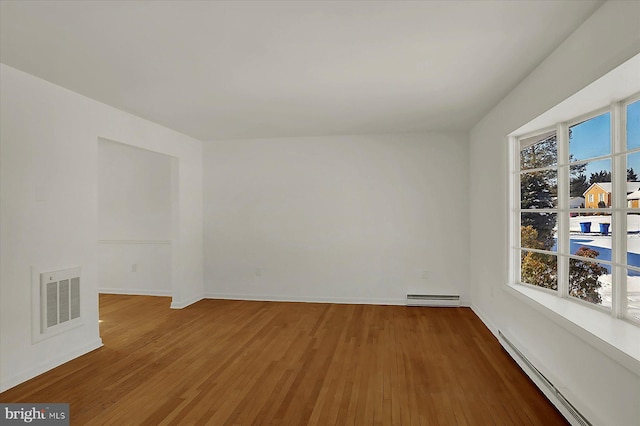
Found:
<box><xmin>170</xmin><ymin>294</ymin><xmax>204</xmax><ymax>309</ymax></box>
<box><xmin>458</xmin><ymin>298</ymin><xmax>471</xmax><ymax>308</ymax></box>
<box><xmin>0</xmin><ymin>338</ymin><xmax>103</xmax><ymax>393</ymax></box>
<box><xmin>469</xmin><ymin>303</ymin><xmax>499</xmax><ymax>338</ymax></box>
<box><xmin>99</xmin><ymin>288</ymin><xmax>172</xmax><ymax>297</ymax></box>
<box><xmin>204</xmin><ymin>292</ymin><xmax>406</xmax><ymax>306</ymax></box>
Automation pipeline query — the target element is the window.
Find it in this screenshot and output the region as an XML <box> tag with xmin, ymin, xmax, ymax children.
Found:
<box><xmin>511</xmin><ymin>95</ymin><xmax>640</xmax><ymax>325</ymax></box>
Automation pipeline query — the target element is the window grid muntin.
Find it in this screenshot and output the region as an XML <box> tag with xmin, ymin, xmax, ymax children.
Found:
<box><xmin>565</xmin><ymin>252</ymin><xmax>613</xmax><ymax>266</ymax></box>
<box><xmin>521</xmin><ymin>247</ymin><xmax>558</xmax><ymax>256</ymax></box>
<box><xmin>518</xmin><ymin>165</ymin><xmax>557</xmax><ymax>174</ymax></box>
<box><xmin>569</xmin><ymin>154</ymin><xmax>615</xmax><ymax>168</ymax></box>
<box><xmin>612</xmin><ymin>101</ymin><xmax>627</xmax><ymax>319</ymax></box>
<box><xmin>557</xmin><ymin>123</ymin><xmax>570</xmax><ymax>297</ymax></box>
<box><xmin>566</xmin><ymin>209</ymin><xmax>611</xmax><ymax>214</ymax></box>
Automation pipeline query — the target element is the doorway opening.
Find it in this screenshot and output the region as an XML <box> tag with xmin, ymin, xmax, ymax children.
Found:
<box><xmin>97</xmin><ymin>137</ymin><xmax>178</xmax><ymax>319</ymax></box>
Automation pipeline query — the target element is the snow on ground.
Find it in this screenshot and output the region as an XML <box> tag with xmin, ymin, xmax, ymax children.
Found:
<box><xmin>571</xmin><ymin>234</ymin><xmax>640</xmax><ymax>253</ymax></box>
<box><xmin>569</xmin><ymin>214</ymin><xmax>640</xmax><ymax>234</ymax></box>
<box><xmin>597</xmin><ymin>275</ymin><xmax>640</xmax><ymax>321</ymax></box>
<box><xmin>565</xmin><ymin>215</ymin><xmax>640</xmax><ymax>320</ymax></box>
<box><xmin>569</xmin><ymin>215</ymin><xmax>640</xmax><ymax>253</ymax></box>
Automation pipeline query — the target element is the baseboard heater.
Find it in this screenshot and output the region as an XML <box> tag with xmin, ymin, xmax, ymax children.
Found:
<box><xmin>498</xmin><ymin>330</ymin><xmax>591</xmax><ymax>426</ymax></box>
<box><xmin>406</xmin><ymin>294</ymin><xmax>460</xmax><ymax>307</ymax></box>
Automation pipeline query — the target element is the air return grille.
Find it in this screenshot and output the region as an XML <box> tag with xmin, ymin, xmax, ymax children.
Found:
<box><xmin>41</xmin><ymin>268</ymin><xmax>81</xmax><ymax>333</ymax></box>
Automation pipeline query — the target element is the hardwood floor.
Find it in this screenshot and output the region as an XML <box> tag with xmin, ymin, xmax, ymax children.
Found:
<box><xmin>1</xmin><ymin>294</ymin><xmax>568</xmax><ymax>425</ymax></box>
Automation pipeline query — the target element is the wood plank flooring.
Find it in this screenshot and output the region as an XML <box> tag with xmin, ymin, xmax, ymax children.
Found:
<box><xmin>1</xmin><ymin>294</ymin><xmax>568</xmax><ymax>425</ymax></box>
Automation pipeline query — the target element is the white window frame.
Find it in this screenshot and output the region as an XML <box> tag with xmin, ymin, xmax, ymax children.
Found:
<box><xmin>508</xmin><ymin>96</ymin><xmax>640</xmax><ymax>374</ymax></box>
<box><xmin>511</xmin><ymin>96</ymin><xmax>640</xmax><ymax>323</ymax></box>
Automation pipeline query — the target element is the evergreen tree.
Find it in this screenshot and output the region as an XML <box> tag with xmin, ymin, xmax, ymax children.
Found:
<box><xmin>520</xmin><ymin>172</ymin><xmax>555</xmax><ymax>249</ymax></box>
<box><xmin>628</xmin><ymin>167</ymin><xmax>638</xmax><ymax>181</ymax></box>
<box><xmin>590</xmin><ymin>170</ymin><xmax>612</xmax><ymax>184</ymax></box>
<box><xmin>520</xmin><ymin>134</ymin><xmax>557</xmax><ymax>249</ymax></box>
<box><xmin>570</xmin><ymin>173</ymin><xmax>589</xmax><ymax>198</ymax></box>
<box><xmin>520</xmin><ymin>136</ymin><xmax>556</xmax><ymax>170</ymax></box>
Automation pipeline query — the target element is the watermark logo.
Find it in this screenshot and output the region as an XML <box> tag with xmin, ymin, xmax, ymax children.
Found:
<box><xmin>1</xmin><ymin>404</ymin><xmax>68</xmax><ymax>425</ymax></box>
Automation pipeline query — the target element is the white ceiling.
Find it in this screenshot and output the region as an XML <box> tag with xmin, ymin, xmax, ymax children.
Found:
<box><xmin>0</xmin><ymin>0</ymin><xmax>604</xmax><ymax>141</ymax></box>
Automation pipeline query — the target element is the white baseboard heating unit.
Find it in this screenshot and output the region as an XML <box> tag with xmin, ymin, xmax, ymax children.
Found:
<box><xmin>406</xmin><ymin>294</ymin><xmax>460</xmax><ymax>307</ymax></box>
<box><xmin>498</xmin><ymin>330</ymin><xmax>591</xmax><ymax>426</ymax></box>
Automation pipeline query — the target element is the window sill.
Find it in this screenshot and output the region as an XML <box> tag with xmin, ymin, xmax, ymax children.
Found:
<box><xmin>504</xmin><ymin>283</ymin><xmax>640</xmax><ymax>376</ymax></box>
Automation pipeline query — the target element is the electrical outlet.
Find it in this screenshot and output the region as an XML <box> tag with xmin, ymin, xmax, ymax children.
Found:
<box><xmin>132</xmin><ymin>264</ymin><xmax>137</xmax><ymax>273</ymax></box>
<box><xmin>255</xmin><ymin>267</ymin><xmax>262</xmax><ymax>277</ymax></box>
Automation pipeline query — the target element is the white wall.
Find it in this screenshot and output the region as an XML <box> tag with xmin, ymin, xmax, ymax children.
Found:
<box><xmin>469</xmin><ymin>2</ymin><xmax>640</xmax><ymax>425</ymax></box>
<box><xmin>204</xmin><ymin>133</ymin><xmax>469</xmax><ymax>305</ymax></box>
<box><xmin>98</xmin><ymin>140</ymin><xmax>173</xmax><ymax>296</ymax></box>
<box><xmin>98</xmin><ymin>139</ymin><xmax>172</xmax><ymax>241</ymax></box>
<box><xmin>0</xmin><ymin>64</ymin><xmax>203</xmax><ymax>391</ymax></box>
